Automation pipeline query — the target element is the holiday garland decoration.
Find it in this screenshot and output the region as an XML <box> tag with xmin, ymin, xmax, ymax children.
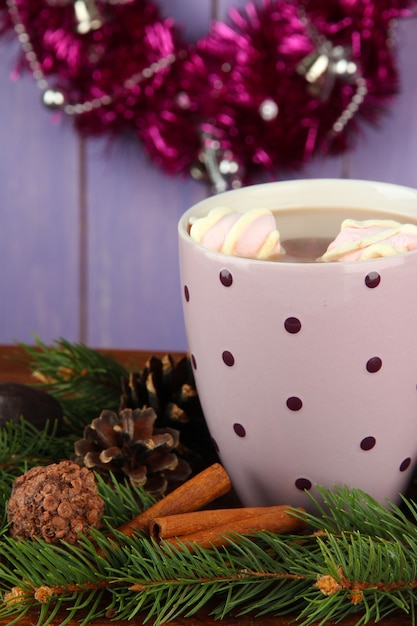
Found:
<box><xmin>0</xmin><ymin>0</ymin><xmax>414</xmax><ymax>190</ymax></box>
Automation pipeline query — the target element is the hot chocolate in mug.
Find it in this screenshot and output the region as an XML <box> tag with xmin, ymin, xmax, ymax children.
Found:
<box><xmin>178</xmin><ymin>179</ymin><xmax>417</xmax><ymax>509</ymax></box>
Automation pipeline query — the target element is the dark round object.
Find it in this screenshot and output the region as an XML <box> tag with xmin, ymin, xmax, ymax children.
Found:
<box><xmin>0</xmin><ymin>382</ymin><xmax>64</xmax><ymax>434</ymax></box>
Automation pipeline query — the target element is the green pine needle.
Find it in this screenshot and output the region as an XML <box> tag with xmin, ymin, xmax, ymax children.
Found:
<box><xmin>2</xmin><ymin>338</ymin><xmax>417</xmax><ymax>625</ymax></box>
<box><xmin>1</xmin><ymin>484</ymin><xmax>417</xmax><ymax>625</ymax></box>
<box><xmin>95</xmin><ymin>473</ymin><xmax>156</xmax><ymax>528</ymax></box>
<box><xmin>17</xmin><ymin>336</ymin><xmax>131</xmax><ymax>433</ymax></box>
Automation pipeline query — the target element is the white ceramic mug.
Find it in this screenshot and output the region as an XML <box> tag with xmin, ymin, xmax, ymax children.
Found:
<box><xmin>178</xmin><ymin>179</ymin><xmax>417</xmax><ymax>509</ymax></box>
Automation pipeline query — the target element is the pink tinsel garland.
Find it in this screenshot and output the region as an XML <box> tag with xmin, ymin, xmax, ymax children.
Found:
<box><xmin>0</xmin><ymin>0</ymin><xmax>414</xmax><ymax>188</ymax></box>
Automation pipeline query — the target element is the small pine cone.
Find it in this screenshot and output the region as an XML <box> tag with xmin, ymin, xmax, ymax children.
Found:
<box><xmin>120</xmin><ymin>354</ymin><xmax>199</xmax><ymax>427</ymax></box>
<box><xmin>7</xmin><ymin>461</ymin><xmax>104</xmax><ymax>544</ymax></box>
<box><xmin>74</xmin><ymin>407</ymin><xmax>191</xmax><ymax>497</ymax></box>
<box><xmin>119</xmin><ymin>355</ymin><xmax>218</xmax><ymax>474</ymax></box>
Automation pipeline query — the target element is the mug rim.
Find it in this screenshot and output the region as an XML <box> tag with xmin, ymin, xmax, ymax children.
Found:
<box><xmin>178</xmin><ymin>178</ymin><xmax>417</xmax><ymax>265</ymax></box>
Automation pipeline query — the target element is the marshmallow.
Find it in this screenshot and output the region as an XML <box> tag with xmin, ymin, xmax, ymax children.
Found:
<box><xmin>320</xmin><ymin>219</ymin><xmax>417</xmax><ymax>262</ymax></box>
<box><xmin>189</xmin><ymin>207</ymin><xmax>281</xmax><ymax>260</ymax></box>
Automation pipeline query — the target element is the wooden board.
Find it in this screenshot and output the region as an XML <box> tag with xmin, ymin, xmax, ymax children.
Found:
<box><xmin>0</xmin><ymin>607</ymin><xmax>411</xmax><ymax>626</ymax></box>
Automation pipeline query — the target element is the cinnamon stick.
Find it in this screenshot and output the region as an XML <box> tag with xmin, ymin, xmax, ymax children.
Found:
<box><xmin>117</xmin><ymin>463</ymin><xmax>231</xmax><ymax>539</ymax></box>
<box><xmin>150</xmin><ymin>505</ymin><xmax>295</xmax><ymax>541</ymax></box>
<box><xmin>156</xmin><ymin>506</ymin><xmax>306</xmax><ymax>550</ymax></box>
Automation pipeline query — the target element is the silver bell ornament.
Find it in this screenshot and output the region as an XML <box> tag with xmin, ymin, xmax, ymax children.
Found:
<box><xmin>42</xmin><ymin>88</ymin><xmax>66</xmax><ymax>109</ymax></box>
<box><xmin>74</xmin><ymin>0</ymin><xmax>103</xmax><ymax>34</ymax></box>
<box><xmin>297</xmin><ymin>43</ymin><xmax>358</xmax><ymax>101</ymax></box>
<box><xmin>192</xmin><ymin>130</ymin><xmax>243</xmax><ymax>194</ymax></box>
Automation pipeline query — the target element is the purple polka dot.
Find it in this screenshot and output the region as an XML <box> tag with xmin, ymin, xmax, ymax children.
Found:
<box><xmin>400</xmin><ymin>457</ymin><xmax>411</xmax><ymax>472</ymax></box>
<box><xmin>286</xmin><ymin>397</ymin><xmax>303</xmax><ymax>411</ymax></box>
<box><xmin>295</xmin><ymin>478</ymin><xmax>312</xmax><ymax>491</ymax></box>
<box><xmin>219</xmin><ymin>269</ymin><xmax>233</xmax><ymax>287</ymax></box>
<box><xmin>222</xmin><ymin>351</ymin><xmax>235</xmax><ymax>366</ymax></box>
<box><xmin>191</xmin><ymin>354</ymin><xmax>197</xmax><ymax>370</ymax></box>
<box><xmin>233</xmin><ymin>423</ymin><xmax>246</xmax><ymax>437</ymax></box>
<box><xmin>365</xmin><ymin>272</ymin><xmax>381</xmax><ymax>288</ymax></box>
<box><xmin>284</xmin><ymin>317</ymin><xmax>302</xmax><ymax>334</ymax></box>
<box><xmin>184</xmin><ymin>285</ymin><xmax>190</xmax><ymax>302</ymax></box>
<box><xmin>366</xmin><ymin>357</ymin><xmax>382</xmax><ymax>373</ymax></box>
<box><xmin>360</xmin><ymin>436</ymin><xmax>376</xmax><ymax>451</ymax></box>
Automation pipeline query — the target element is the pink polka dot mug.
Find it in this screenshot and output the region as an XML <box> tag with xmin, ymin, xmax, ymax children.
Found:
<box><xmin>178</xmin><ymin>179</ymin><xmax>417</xmax><ymax>510</ymax></box>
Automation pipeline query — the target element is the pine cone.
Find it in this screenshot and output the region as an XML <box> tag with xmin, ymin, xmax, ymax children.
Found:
<box><xmin>7</xmin><ymin>461</ymin><xmax>104</xmax><ymax>544</ymax></box>
<box><xmin>74</xmin><ymin>407</ymin><xmax>191</xmax><ymax>497</ymax></box>
<box><xmin>120</xmin><ymin>354</ymin><xmax>219</xmax><ymax>473</ymax></box>
<box><xmin>120</xmin><ymin>354</ymin><xmax>198</xmax><ymax>426</ymax></box>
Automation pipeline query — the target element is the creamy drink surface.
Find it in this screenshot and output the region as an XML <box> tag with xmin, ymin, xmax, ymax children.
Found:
<box><xmin>188</xmin><ymin>205</ymin><xmax>417</xmax><ymax>262</ymax></box>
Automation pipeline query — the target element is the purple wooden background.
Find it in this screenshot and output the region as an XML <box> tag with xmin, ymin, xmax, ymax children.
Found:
<box><xmin>1</xmin><ymin>2</ymin><xmax>417</xmax><ymax>353</ymax></box>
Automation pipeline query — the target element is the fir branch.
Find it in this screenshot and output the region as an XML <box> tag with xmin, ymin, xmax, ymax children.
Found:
<box><xmin>96</xmin><ymin>473</ymin><xmax>156</xmax><ymax>528</ymax></box>
<box><xmin>3</xmin><ymin>338</ymin><xmax>417</xmax><ymax>624</ymax></box>
<box><xmin>17</xmin><ymin>336</ymin><xmax>131</xmax><ymax>433</ymax></box>
<box><xmin>1</xmin><ymin>485</ymin><xmax>417</xmax><ymax>625</ymax></box>
<box><xmin>0</xmin><ymin>418</ymin><xmax>71</xmax><ymax>472</ymax></box>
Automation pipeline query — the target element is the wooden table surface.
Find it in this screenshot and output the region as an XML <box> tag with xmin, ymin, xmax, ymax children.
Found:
<box><xmin>0</xmin><ymin>344</ymin><xmax>413</xmax><ymax>626</ymax></box>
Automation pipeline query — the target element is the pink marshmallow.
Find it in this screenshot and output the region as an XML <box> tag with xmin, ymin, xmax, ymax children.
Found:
<box><xmin>321</xmin><ymin>219</ymin><xmax>417</xmax><ymax>262</ymax></box>
<box><xmin>199</xmin><ymin>213</ymin><xmax>240</xmax><ymax>252</ymax></box>
<box><xmin>229</xmin><ymin>212</ymin><xmax>280</xmax><ymax>258</ymax></box>
<box><xmin>190</xmin><ymin>208</ymin><xmax>281</xmax><ymax>260</ymax></box>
